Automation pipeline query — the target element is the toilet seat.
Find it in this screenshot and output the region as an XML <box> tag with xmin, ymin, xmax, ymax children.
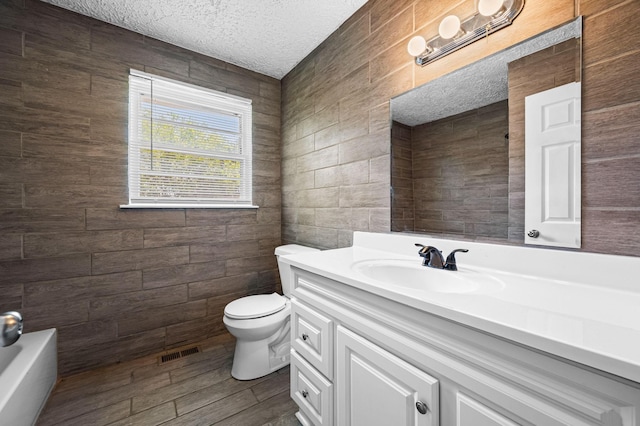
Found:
<box><xmin>224</xmin><ymin>293</ymin><xmax>286</xmax><ymax>319</ymax></box>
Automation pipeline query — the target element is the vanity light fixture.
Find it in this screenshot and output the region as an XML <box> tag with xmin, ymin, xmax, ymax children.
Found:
<box><xmin>408</xmin><ymin>0</ymin><xmax>524</xmax><ymax>66</ymax></box>
<box><xmin>478</xmin><ymin>0</ymin><xmax>506</xmax><ymax>16</ymax></box>
<box><xmin>439</xmin><ymin>15</ymin><xmax>463</xmax><ymax>39</ymax></box>
<box><xmin>407</xmin><ymin>35</ymin><xmax>430</xmax><ymax>57</ymax></box>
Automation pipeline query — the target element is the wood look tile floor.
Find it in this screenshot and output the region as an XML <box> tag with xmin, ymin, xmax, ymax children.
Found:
<box><xmin>37</xmin><ymin>334</ymin><xmax>301</xmax><ymax>426</ymax></box>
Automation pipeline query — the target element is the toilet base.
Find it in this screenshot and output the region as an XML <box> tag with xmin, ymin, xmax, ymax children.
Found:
<box><xmin>231</xmin><ymin>338</ymin><xmax>290</xmax><ymax>380</ymax></box>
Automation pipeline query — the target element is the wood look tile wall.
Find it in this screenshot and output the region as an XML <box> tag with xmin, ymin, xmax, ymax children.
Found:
<box><xmin>404</xmin><ymin>101</ymin><xmax>509</xmax><ymax>239</ymax></box>
<box><xmin>1</xmin><ymin>0</ymin><xmax>638</xmax><ymax>377</ymax></box>
<box><xmin>281</xmin><ymin>0</ymin><xmax>576</xmax><ymax>249</ymax></box>
<box><xmin>282</xmin><ymin>0</ymin><xmax>640</xmax><ymax>258</ymax></box>
<box><xmin>580</xmin><ymin>0</ymin><xmax>640</xmax><ymax>256</ymax></box>
<box><xmin>0</xmin><ymin>0</ymin><xmax>281</xmax><ymax>375</ymax></box>
<box><xmin>391</xmin><ymin>121</ymin><xmax>414</xmax><ymax>232</ymax></box>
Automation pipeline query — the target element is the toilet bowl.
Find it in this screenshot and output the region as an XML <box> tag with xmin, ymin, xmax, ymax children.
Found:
<box><xmin>223</xmin><ymin>244</ymin><xmax>319</xmax><ymax>380</ymax></box>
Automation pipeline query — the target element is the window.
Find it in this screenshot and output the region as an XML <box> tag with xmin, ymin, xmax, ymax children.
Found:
<box><xmin>124</xmin><ymin>70</ymin><xmax>254</xmax><ymax>208</ymax></box>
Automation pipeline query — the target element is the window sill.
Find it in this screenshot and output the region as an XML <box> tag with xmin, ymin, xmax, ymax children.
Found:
<box><xmin>119</xmin><ymin>204</ymin><xmax>259</xmax><ymax>209</ymax></box>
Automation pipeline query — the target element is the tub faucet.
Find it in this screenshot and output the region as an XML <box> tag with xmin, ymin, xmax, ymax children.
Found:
<box><xmin>1</xmin><ymin>311</ymin><xmax>23</xmax><ymax>347</ymax></box>
<box><xmin>415</xmin><ymin>244</ymin><xmax>468</xmax><ymax>271</ymax></box>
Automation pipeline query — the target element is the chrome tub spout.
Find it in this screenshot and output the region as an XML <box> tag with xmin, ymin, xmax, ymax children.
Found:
<box><xmin>1</xmin><ymin>311</ymin><xmax>23</xmax><ymax>347</ymax></box>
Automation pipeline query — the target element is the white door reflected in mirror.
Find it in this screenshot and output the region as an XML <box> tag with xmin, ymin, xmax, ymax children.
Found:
<box><xmin>525</xmin><ymin>81</ymin><xmax>581</xmax><ymax>248</ymax></box>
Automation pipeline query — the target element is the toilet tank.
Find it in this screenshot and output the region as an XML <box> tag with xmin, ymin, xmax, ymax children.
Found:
<box><xmin>275</xmin><ymin>244</ymin><xmax>319</xmax><ymax>296</ymax></box>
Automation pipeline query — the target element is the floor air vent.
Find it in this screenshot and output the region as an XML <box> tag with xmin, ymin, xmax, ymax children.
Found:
<box><xmin>159</xmin><ymin>346</ymin><xmax>201</xmax><ymax>364</ymax></box>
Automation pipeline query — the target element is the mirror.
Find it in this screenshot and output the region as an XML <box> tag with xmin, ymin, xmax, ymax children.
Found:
<box><xmin>390</xmin><ymin>18</ymin><xmax>582</xmax><ymax>247</ymax></box>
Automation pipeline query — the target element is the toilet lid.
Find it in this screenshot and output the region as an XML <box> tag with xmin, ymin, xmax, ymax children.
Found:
<box><xmin>224</xmin><ymin>293</ymin><xmax>286</xmax><ymax>319</ymax></box>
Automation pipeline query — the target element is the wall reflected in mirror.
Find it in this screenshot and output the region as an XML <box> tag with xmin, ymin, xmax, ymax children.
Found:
<box><xmin>392</xmin><ymin>100</ymin><xmax>510</xmax><ymax>239</ymax></box>
<box><xmin>390</xmin><ymin>18</ymin><xmax>582</xmax><ymax>246</ymax></box>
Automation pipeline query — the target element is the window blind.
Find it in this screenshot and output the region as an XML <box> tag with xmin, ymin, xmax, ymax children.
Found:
<box><xmin>126</xmin><ymin>69</ymin><xmax>253</xmax><ymax>207</ymax></box>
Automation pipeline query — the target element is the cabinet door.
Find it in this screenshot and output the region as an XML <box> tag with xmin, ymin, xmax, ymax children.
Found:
<box><xmin>337</xmin><ymin>326</ymin><xmax>439</xmax><ymax>426</ymax></box>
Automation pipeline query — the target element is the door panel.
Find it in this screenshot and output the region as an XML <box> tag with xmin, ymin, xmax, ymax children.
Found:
<box><xmin>525</xmin><ymin>81</ymin><xmax>581</xmax><ymax>248</ymax></box>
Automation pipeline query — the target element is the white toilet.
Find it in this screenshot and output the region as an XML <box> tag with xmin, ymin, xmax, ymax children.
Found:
<box><xmin>223</xmin><ymin>244</ymin><xmax>319</xmax><ymax>380</ymax></box>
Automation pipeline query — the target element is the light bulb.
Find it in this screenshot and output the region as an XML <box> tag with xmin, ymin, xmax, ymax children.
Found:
<box><xmin>478</xmin><ymin>0</ymin><xmax>504</xmax><ymax>16</ymax></box>
<box><xmin>439</xmin><ymin>15</ymin><xmax>461</xmax><ymax>39</ymax></box>
<box><xmin>407</xmin><ymin>36</ymin><xmax>427</xmax><ymax>57</ymax></box>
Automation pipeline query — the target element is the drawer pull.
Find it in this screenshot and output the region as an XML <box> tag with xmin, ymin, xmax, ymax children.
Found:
<box><xmin>302</xmin><ymin>333</ymin><xmax>309</xmax><ymax>341</ymax></box>
<box><xmin>416</xmin><ymin>401</ymin><xmax>428</xmax><ymax>415</ymax></box>
<box><xmin>302</xmin><ymin>390</ymin><xmax>309</xmax><ymax>398</ymax></box>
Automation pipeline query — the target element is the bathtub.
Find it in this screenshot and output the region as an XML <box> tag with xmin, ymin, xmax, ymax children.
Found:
<box><xmin>0</xmin><ymin>329</ymin><xmax>57</xmax><ymax>426</ymax></box>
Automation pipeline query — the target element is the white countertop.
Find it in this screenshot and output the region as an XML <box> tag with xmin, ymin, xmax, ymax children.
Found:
<box><xmin>282</xmin><ymin>232</ymin><xmax>640</xmax><ymax>384</ymax></box>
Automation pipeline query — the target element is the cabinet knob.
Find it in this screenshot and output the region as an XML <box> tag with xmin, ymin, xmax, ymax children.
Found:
<box><xmin>302</xmin><ymin>390</ymin><xmax>309</xmax><ymax>398</ymax></box>
<box><xmin>416</xmin><ymin>401</ymin><xmax>428</xmax><ymax>415</ymax></box>
<box><xmin>302</xmin><ymin>333</ymin><xmax>309</xmax><ymax>341</ymax></box>
<box><xmin>527</xmin><ymin>229</ymin><xmax>540</xmax><ymax>238</ymax></box>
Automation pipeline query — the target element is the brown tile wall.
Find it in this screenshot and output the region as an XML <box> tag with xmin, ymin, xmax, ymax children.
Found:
<box><xmin>507</xmin><ymin>38</ymin><xmax>581</xmax><ymax>243</ymax></box>
<box><xmin>580</xmin><ymin>0</ymin><xmax>640</xmax><ymax>256</ymax></box>
<box><xmin>390</xmin><ymin>121</ymin><xmax>414</xmax><ymax>232</ymax></box>
<box><xmin>0</xmin><ymin>0</ymin><xmax>281</xmax><ymax>375</ymax></box>
<box><xmin>1</xmin><ymin>0</ymin><xmax>638</xmax><ymax>376</ymax></box>
<box><xmin>281</xmin><ymin>0</ymin><xmax>576</xmax><ymax>249</ymax></box>
<box><xmin>282</xmin><ymin>0</ymin><xmax>640</xmax><ymax>258</ymax></box>
<box><xmin>409</xmin><ymin>101</ymin><xmax>509</xmax><ymax>239</ymax></box>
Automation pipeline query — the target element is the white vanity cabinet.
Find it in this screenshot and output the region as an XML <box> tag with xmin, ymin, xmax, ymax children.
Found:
<box><xmin>289</xmin><ymin>268</ymin><xmax>640</xmax><ymax>426</ymax></box>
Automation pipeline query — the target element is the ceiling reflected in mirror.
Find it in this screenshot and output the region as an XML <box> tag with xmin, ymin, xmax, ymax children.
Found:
<box><xmin>392</xmin><ymin>18</ymin><xmax>582</xmax><ymax>127</ymax></box>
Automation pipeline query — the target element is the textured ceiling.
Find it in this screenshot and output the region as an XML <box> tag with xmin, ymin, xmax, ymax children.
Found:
<box><xmin>392</xmin><ymin>18</ymin><xmax>582</xmax><ymax>127</ymax></box>
<box><xmin>40</xmin><ymin>0</ymin><xmax>368</xmax><ymax>79</ymax></box>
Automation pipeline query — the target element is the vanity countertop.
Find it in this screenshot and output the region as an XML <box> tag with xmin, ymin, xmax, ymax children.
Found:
<box><xmin>282</xmin><ymin>232</ymin><xmax>640</xmax><ymax>384</ymax></box>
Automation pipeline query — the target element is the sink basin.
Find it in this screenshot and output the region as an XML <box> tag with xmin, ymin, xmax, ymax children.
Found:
<box><xmin>351</xmin><ymin>259</ymin><xmax>504</xmax><ymax>294</ymax></box>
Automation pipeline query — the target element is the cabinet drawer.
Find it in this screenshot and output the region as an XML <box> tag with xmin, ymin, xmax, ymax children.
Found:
<box><xmin>291</xmin><ymin>350</ymin><xmax>333</xmax><ymax>426</ymax></box>
<box><xmin>295</xmin><ymin>411</ymin><xmax>313</xmax><ymax>426</ymax></box>
<box><xmin>457</xmin><ymin>393</ymin><xmax>519</xmax><ymax>426</ymax></box>
<box><xmin>291</xmin><ymin>300</ymin><xmax>333</xmax><ymax>379</ymax></box>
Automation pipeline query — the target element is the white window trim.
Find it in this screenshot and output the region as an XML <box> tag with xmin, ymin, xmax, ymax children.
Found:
<box><xmin>122</xmin><ymin>69</ymin><xmax>258</xmax><ymax>209</ymax></box>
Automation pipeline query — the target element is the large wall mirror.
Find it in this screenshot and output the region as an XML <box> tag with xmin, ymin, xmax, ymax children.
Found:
<box><xmin>390</xmin><ymin>18</ymin><xmax>582</xmax><ymax>248</ymax></box>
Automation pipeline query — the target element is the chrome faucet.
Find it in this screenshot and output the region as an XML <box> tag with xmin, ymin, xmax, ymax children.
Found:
<box><xmin>415</xmin><ymin>244</ymin><xmax>468</xmax><ymax>271</ymax></box>
<box><xmin>1</xmin><ymin>311</ymin><xmax>23</xmax><ymax>347</ymax></box>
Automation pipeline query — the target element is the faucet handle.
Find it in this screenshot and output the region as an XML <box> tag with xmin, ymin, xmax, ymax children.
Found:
<box><xmin>415</xmin><ymin>243</ymin><xmax>430</xmax><ymax>265</ymax></box>
<box><xmin>444</xmin><ymin>249</ymin><xmax>469</xmax><ymax>271</ymax></box>
<box><xmin>415</xmin><ymin>244</ymin><xmax>444</xmax><ymax>268</ymax></box>
<box><xmin>414</xmin><ymin>243</ymin><xmax>433</xmax><ymax>253</ymax></box>
<box><xmin>415</xmin><ymin>243</ymin><xmax>429</xmax><ymax>252</ymax></box>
